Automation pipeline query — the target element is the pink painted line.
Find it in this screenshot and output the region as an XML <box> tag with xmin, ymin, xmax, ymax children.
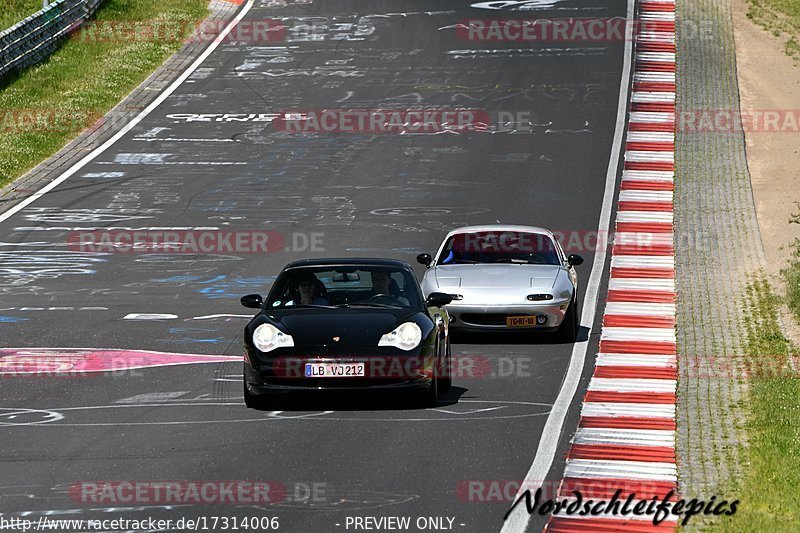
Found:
<box><xmin>0</xmin><ymin>348</ymin><xmax>240</xmax><ymax>374</ymax></box>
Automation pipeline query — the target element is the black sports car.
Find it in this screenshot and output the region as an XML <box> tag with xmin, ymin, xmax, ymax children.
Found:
<box><xmin>240</xmin><ymin>258</ymin><xmax>453</xmax><ymax>408</ymax></box>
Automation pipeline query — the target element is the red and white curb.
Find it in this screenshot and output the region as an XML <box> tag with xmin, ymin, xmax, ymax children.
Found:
<box><xmin>545</xmin><ymin>0</ymin><xmax>677</xmax><ymax>531</ymax></box>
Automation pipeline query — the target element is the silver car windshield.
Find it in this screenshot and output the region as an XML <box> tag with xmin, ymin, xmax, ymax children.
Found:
<box><xmin>435</xmin><ymin>231</ymin><xmax>561</xmax><ymax>265</ymax></box>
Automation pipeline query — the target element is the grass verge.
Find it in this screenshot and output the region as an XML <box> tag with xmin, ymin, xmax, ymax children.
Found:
<box><xmin>714</xmin><ymin>274</ymin><xmax>800</xmax><ymax>530</ymax></box>
<box><xmin>0</xmin><ymin>0</ymin><xmax>209</xmax><ymax>187</ymax></box>
<box><xmin>747</xmin><ymin>0</ymin><xmax>800</xmax><ymax>58</ymax></box>
<box><xmin>0</xmin><ymin>0</ymin><xmax>44</xmax><ymax>31</ymax></box>
<box><xmin>782</xmin><ymin>204</ymin><xmax>800</xmax><ymax>322</ymax></box>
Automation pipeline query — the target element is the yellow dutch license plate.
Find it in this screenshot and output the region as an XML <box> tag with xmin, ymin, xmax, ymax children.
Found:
<box><xmin>506</xmin><ymin>316</ymin><xmax>536</xmax><ymax>327</ymax></box>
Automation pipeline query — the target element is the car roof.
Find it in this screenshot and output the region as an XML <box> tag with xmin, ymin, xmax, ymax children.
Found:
<box><xmin>282</xmin><ymin>258</ymin><xmax>413</xmax><ymax>270</ymax></box>
<box><xmin>443</xmin><ymin>225</ymin><xmax>556</xmax><ymax>239</ymax></box>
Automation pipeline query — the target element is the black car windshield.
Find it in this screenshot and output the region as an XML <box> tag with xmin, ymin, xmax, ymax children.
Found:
<box><xmin>435</xmin><ymin>231</ymin><xmax>562</xmax><ymax>266</ymax></box>
<box><xmin>266</xmin><ymin>266</ymin><xmax>422</xmax><ymax>309</ymax></box>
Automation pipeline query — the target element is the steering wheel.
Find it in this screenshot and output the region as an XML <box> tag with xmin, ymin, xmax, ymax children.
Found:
<box><xmin>363</xmin><ymin>293</ymin><xmax>399</xmax><ymax>305</ymax></box>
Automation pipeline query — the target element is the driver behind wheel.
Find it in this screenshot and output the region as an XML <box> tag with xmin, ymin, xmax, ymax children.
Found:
<box><xmin>369</xmin><ymin>271</ymin><xmax>409</xmax><ymax>306</ymax></box>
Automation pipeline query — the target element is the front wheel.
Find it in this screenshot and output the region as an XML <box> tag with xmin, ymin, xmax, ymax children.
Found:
<box><xmin>439</xmin><ymin>342</ymin><xmax>452</xmax><ymax>393</ymax></box>
<box><xmin>556</xmin><ymin>297</ymin><xmax>579</xmax><ymax>343</ymax></box>
<box><xmin>417</xmin><ymin>366</ymin><xmax>439</xmax><ymax>407</ymax></box>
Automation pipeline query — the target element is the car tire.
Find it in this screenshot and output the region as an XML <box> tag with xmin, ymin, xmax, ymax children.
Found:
<box><xmin>418</xmin><ymin>366</ymin><xmax>439</xmax><ymax>407</ymax></box>
<box><xmin>556</xmin><ymin>297</ymin><xmax>579</xmax><ymax>343</ymax></box>
<box><xmin>440</xmin><ymin>342</ymin><xmax>452</xmax><ymax>393</ymax></box>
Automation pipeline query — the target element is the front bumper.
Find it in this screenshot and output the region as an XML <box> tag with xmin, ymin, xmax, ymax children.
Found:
<box><xmin>444</xmin><ymin>302</ymin><xmax>569</xmax><ymax>331</ymax></box>
<box><xmin>244</xmin><ymin>351</ymin><xmax>435</xmax><ymax>395</ymax></box>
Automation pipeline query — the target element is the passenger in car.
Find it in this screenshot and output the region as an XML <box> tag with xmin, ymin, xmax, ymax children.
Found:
<box><xmin>287</xmin><ymin>271</ymin><xmax>331</xmax><ymax>306</ymax></box>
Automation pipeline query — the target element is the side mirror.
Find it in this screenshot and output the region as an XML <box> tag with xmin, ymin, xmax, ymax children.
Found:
<box><xmin>426</xmin><ymin>292</ymin><xmax>453</xmax><ymax>307</ymax></box>
<box><xmin>568</xmin><ymin>254</ymin><xmax>584</xmax><ymax>266</ymax></box>
<box><xmin>417</xmin><ymin>253</ymin><xmax>432</xmax><ymax>267</ymax></box>
<box><xmin>240</xmin><ymin>294</ymin><xmax>263</xmax><ymax>309</ymax></box>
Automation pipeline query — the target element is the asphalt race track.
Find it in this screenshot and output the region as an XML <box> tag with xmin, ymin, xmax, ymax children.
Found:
<box><xmin>0</xmin><ymin>0</ymin><xmax>629</xmax><ymax>531</ymax></box>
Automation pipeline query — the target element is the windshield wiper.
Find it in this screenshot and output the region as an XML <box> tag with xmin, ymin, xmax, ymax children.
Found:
<box><xmin>344</xmin><ymin>302</ymin><xmax>403</xmax><ymax>309</ymax></box>
<box><xmin>286</xmin><ymin>304</ymin><xmax>336</xmax><ymax>309</ymax></box>
<box><xmin>452</xmin><ymin>259</ymin><xmax>478</xmax><ymax>264</ymax></box>
<box><xmin>491</xmin><ymin>258</ymin><xmax>540</xmax><ymax>264</ymax></box>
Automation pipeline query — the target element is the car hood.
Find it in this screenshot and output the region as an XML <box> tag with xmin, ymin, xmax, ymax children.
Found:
<box><xmin>263</xmin><ymin>308</ymin><xmax>417</xmax><ymax>347</ymax></box>
<box><xmin>434</xmin><ymin>264</ymin><xmax>562</xmax><ymax>290</ymax></box>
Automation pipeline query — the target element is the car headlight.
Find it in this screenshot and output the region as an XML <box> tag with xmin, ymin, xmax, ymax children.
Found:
<box><xmin>378</xmin><ymin>322</ymin><xmax>422</xmax><ymax>351</ymax></box>
<box><xmin>252</xmin><ymin>323</ymin><xmax>294</xmax><ymax>353</ymax></box>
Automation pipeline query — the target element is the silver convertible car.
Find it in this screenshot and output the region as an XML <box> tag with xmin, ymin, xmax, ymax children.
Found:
<box><xmin>417</xmin><ymin>225</ymin><xmax>583</xmax><ymax>341</ymax></box>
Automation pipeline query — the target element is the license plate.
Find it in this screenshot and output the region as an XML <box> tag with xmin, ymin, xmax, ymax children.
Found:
<box><xmin>506</xmin><ymin>315</ymin><xmax>537</xmax><ymax>327</ymax></box>
<box><xmin>305</xmin><ymin>363</ymin><xmax>365</xmax><ymax>378</ymax></box>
